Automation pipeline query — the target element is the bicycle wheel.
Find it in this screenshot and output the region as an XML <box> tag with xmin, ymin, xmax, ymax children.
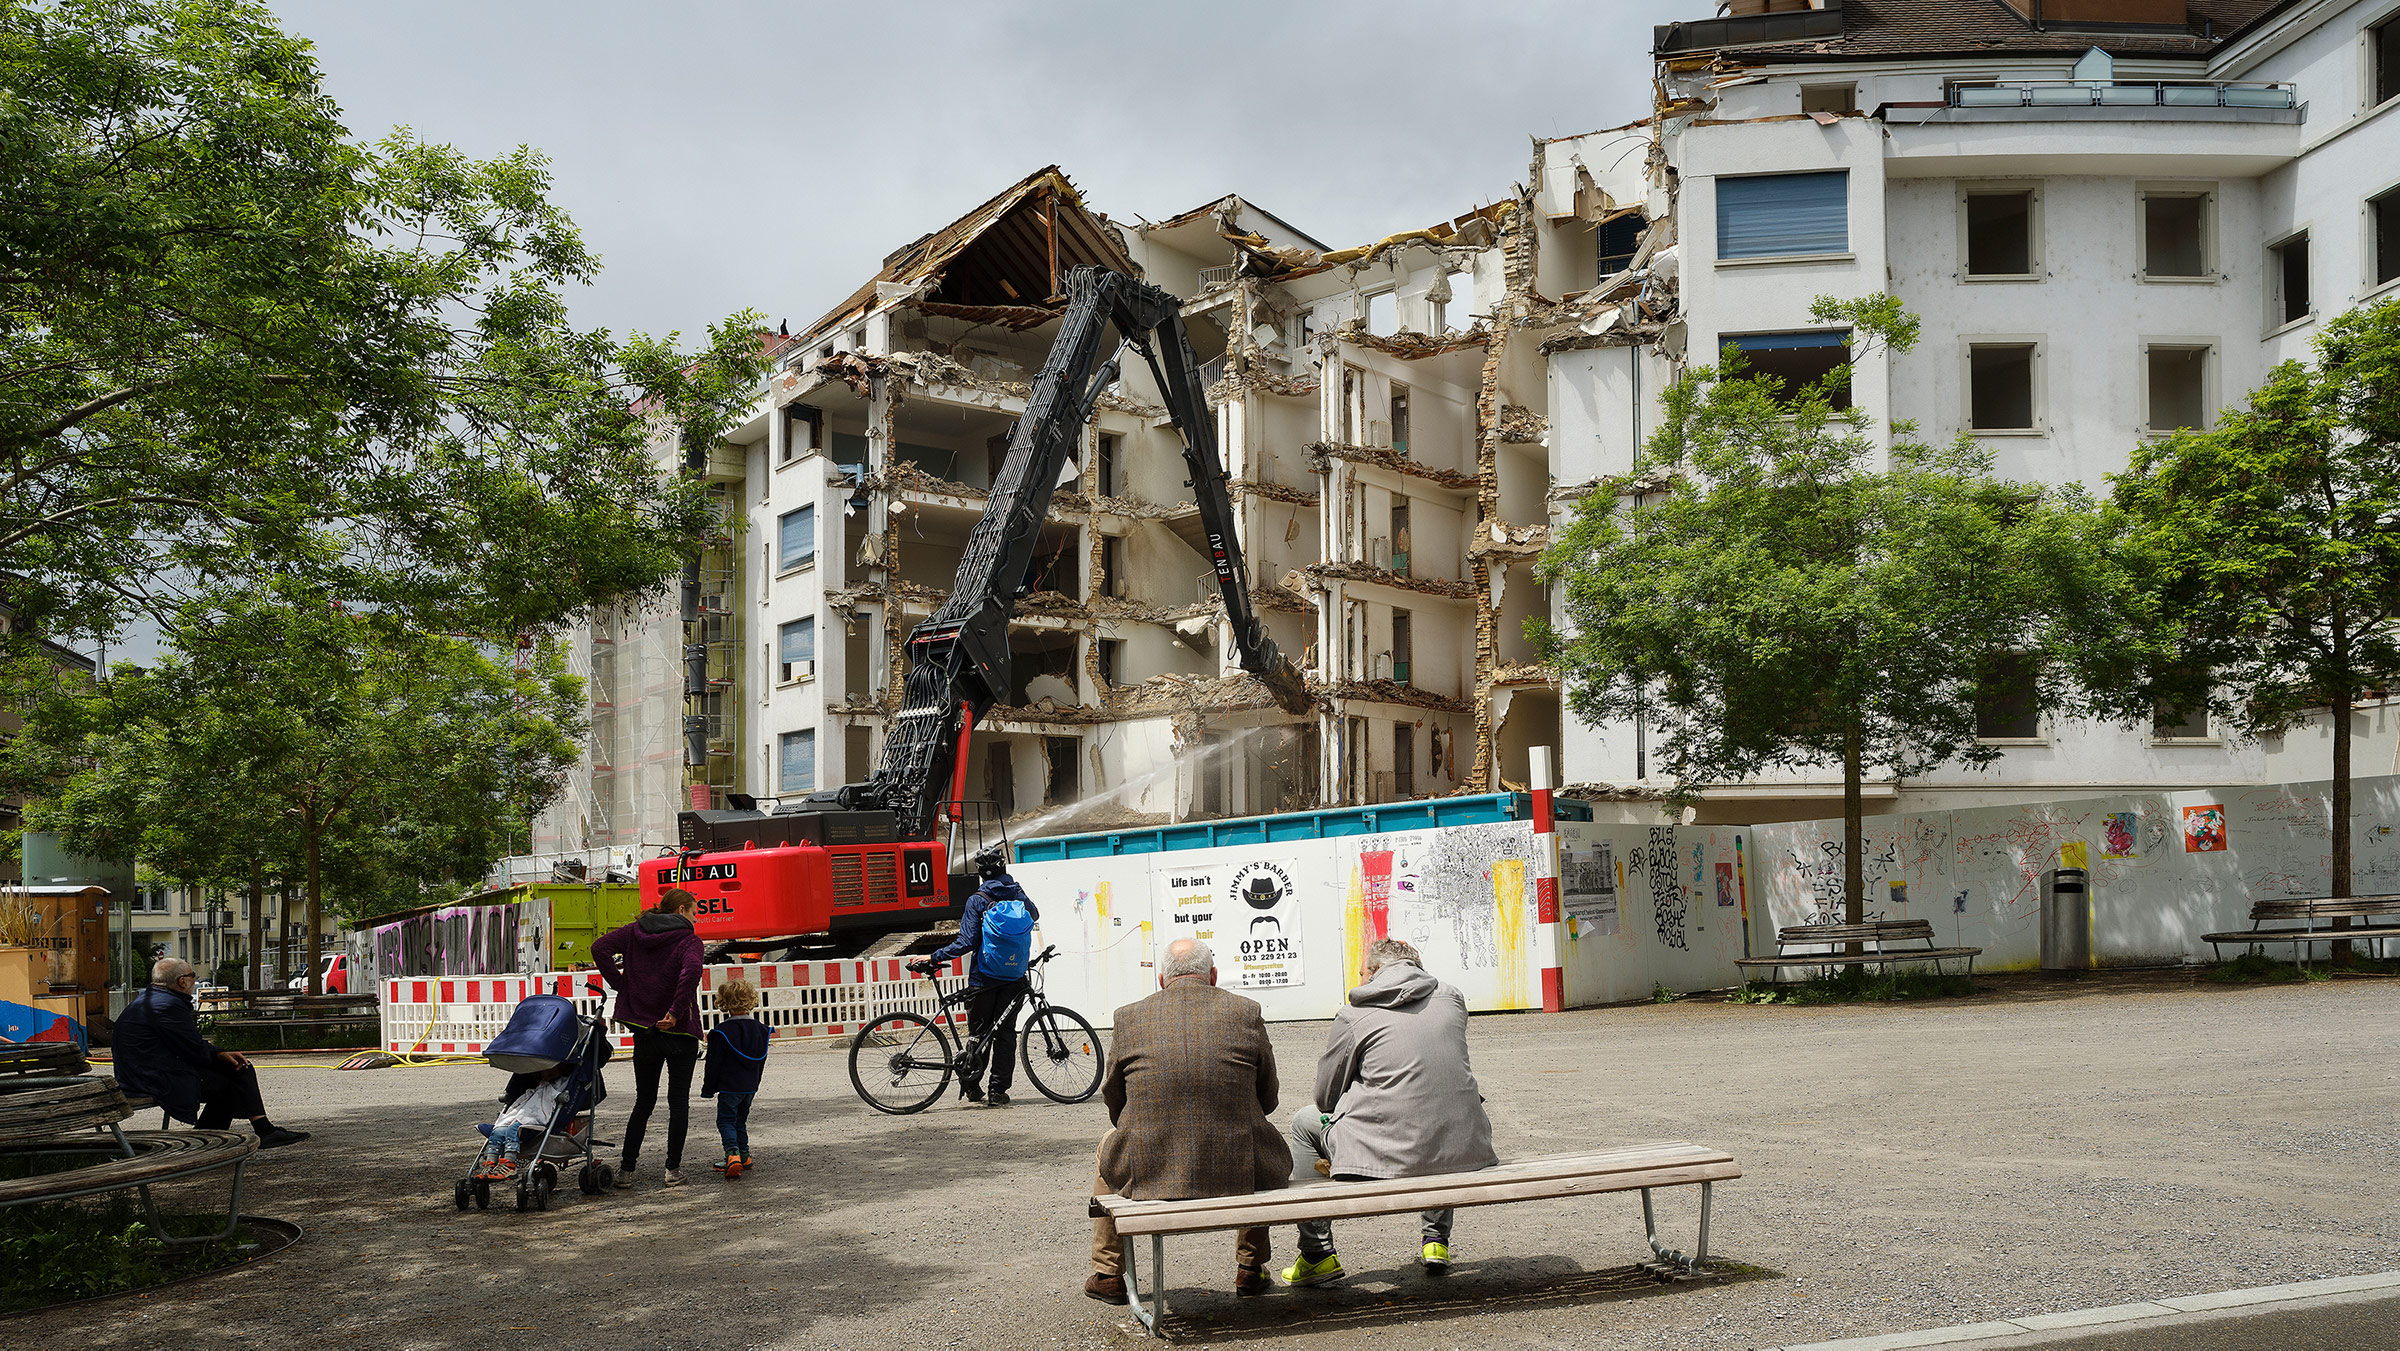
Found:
<box><xmin>849</xmin><ymin>1012</ymin><xmax>956</xmax><ymax>1115</ymax></box>
<box><xmin>1019</xmin><ymin>1005</ymin><xmax>1104</xmax><ymax>1104</ymax></box>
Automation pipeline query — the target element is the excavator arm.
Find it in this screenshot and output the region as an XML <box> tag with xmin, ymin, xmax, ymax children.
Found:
<box><xmin>848</xmin><ymin>265</ymin><xmax>1308</xmax><ymax>842</ymax></box>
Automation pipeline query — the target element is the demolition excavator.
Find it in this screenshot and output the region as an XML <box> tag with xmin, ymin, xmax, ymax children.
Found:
<box><xmin>639</xmin><ymin>265</ymin><xmax>1311</xmax><ymax>951</ymax></box>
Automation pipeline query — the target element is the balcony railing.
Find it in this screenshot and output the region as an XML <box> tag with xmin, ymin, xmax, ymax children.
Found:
<box><xmin>1949</xmin><ymin>80</ymin><xmax>2296</xmax><ymax>110</ymax></box>
<box><xmin>1197</xmin><ymin>262</ymin><xmax>1238</xmax><ymax>290</ymax></box>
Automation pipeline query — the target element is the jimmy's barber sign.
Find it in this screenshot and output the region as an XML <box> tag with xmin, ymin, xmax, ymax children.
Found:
<box><xmin>1226</xmin><ymin>859</ymin><xmax>1304</xmax><ymax>989</ymax></box>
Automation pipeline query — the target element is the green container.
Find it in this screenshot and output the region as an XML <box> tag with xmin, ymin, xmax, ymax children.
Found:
<box><xmin>457</xmin><ymin>882</ymin><xmax>646</xmax><ymax>971</ymax></box>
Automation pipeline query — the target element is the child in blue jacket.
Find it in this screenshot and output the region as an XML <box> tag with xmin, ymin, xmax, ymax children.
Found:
<box><xmin>701</xmin><ymin>978</ymin><xmax>768</xmax><ymax>1178</ymax></box>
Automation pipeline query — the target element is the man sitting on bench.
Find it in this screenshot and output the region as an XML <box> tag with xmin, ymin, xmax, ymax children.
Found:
<box><xmin>114</xmin><ymin>958</ymin><xmax>310</xmax><ymax>1149</ymax></box>
<box><xmin>1284</xmin><ymin>938</ymin><xmax>1495</xmax><ymax>1286</ymax></box>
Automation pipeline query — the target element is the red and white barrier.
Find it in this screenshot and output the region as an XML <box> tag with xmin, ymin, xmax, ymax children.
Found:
<box><xmin>379</xmin><ymin>958</ymin><xmax>970</xmax><ymax>1057</ymax></box>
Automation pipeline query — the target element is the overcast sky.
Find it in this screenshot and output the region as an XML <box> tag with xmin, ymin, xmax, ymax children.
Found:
<box><xmin>267</xmin><ymin>0</ymin><xmax>1681</xmax><ymax>343</ymax></box>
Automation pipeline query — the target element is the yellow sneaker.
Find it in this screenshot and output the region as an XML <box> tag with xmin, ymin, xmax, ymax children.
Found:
<box><xmin>1422</xmin><ymin>1241</ymin><xmax>1451</xmax><ymax>1275</ymax></box>
<box><xmin>1279</xmin><ymin>1252</ymin><xmax>1344</xmax><ymax>1287</ymax></box>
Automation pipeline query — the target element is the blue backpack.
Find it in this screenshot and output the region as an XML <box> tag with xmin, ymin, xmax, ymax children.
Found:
<box><xmin>976</xmin><ymin>890</ymin><xmax>1036</xmax><ymax>981</ymax></box>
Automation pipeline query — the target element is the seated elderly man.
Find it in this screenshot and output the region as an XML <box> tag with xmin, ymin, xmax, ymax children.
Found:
<box><xmin>1283</xmin><ymin>937</ymin><xmax>1495</xmax><ymax>1285</ymax></box>
<box><xmin>1085</xmin><ymin>938</ymin><xmax>1290</xmax><ymax>1302</ymax></box>
<box><xmin>114</xmin><ymin>958</ymin><xmax>310</xmax><ymax>1148</ymax></box>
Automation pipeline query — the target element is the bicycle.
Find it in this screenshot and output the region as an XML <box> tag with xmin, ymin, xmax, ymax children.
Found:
<box><xmin>847</xmin><ymin>945</ymin><xmax>1104</xmax><ymax>1114</ymax></box>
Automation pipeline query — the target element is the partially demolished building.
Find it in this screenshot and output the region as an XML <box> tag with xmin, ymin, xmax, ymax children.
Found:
<box><xmin>538</xmin><ymin>0</ymin><xmax>2399</xmax><ymax>856</ymax></box>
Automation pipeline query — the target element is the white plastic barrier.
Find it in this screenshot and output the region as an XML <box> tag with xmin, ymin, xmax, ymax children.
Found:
<box><xmin>379</xmin><ymin>957</ymin><xmax>969</xmax><ymax>1056</ymax></box>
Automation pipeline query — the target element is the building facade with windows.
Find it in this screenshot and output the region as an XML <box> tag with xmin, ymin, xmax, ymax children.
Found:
<box><xmin>1538</xmin><ymin>0</ymin><xmax>2400</xmax><ymax>819</ymax></box>
<box><xmin>518</xmin><ymin>0</ymin><xmax>2400</xmax><ymax>859</ymax></box>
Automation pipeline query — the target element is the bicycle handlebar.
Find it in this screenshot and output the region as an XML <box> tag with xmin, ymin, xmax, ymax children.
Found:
<box><xmin>910</xmin><ymin>944</ymin><xmax>1060</xmax><ymax>980</ymax></box>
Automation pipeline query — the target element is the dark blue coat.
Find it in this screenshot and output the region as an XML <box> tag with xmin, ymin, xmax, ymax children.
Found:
<box><xmin>112</xmin><ymin>985</ymin><xmax>221</xmax><ymax>1125</ymax></box>
<box><xmin>927</xmin><ymin>875</ymin><xmax>1041</xmax><ymax>987</ymax></box>
<box><xmin>700</xmin><ymin>1016</ymin><xmax>768</xmax><ymax>1098</ymax></box>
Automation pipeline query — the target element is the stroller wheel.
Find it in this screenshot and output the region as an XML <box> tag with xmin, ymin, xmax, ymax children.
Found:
<box><xmin>454</xmin><ymin>1179</ymin><xmax>471</xmax><ymax>1211</ymax></box>
<box><xmin>514</xmin><ymin>1183</ymin><xmax>530</xmax><ymax>1212</ymax></box>
<box><xmin>593</xmin><ymin>1163</ymin><xmax>614</xmax><ymax>1192</ymax></box>
<box><xmin>472</xmin><ymin>1179</ymin><xmax>490</xmax><ymax>1210</ymax></box>
<box><xmin>575</xmin><ymin>1164</ymin><xmax>595</xmax><ymax>1195</ymax></box>
<box><xmin>533</xmin><ymin>1174</ymin><xmax>553</xmax><ymax>1211</ymax></box>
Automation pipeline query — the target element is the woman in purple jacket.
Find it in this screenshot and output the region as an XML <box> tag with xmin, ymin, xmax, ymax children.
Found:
<box><xmin>591</xmin><ymin>887</ymin><xmax>706</xmax><ymax>1187</ymax></box>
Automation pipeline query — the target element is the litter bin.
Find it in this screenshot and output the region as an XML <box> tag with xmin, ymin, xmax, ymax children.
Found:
<box><xmin>2041</xmin><ymin>867</ymin><xmax>2089</xmax><ymax>971</ymax></box>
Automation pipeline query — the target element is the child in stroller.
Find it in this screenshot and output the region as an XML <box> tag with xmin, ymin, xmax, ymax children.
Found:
<box><xmin>456</xmin><ymin>990</ymin><xmax>616</xmax><ymax>1212</ymax></box>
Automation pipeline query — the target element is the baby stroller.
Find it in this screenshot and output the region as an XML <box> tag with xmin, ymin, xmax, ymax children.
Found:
<box><xmin>454</xmin><ymin>990</ymin><xmax>615</xmax><ymax>1212</ymax></box>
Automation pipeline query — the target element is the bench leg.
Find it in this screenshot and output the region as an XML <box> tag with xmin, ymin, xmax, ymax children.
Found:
<box><xmin>136</xmin><ymin>1154</ymin><xmax>248</xmax><ymax>1247</ymax></box>
<box><xmin>1640</xmin><ymin>1181</ymin><xmax>1712</xmax><ymax>1274</ymax></box>
<box><xmin>1120</xmin><ymin>1234</ymin><xmax>1167</xmax><ymax>1336</ymax></box>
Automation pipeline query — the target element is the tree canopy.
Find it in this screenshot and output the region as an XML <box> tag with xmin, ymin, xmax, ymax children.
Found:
<box><xmin>1537</xmin><ymin>295</ymin><xmax>2129</xmax><ymax>919</ymax></box>
<box><xmin>2100</xmin><ymin>298</ymin><xmax>2400</xmax><ymax>903</ymax></box>
<box><xmin>5</xmin><ymin>584</ymin><xmax>585</xmax><ymax>989</ymax></box>
<box><xmin>0</xmin><ymin>0</ymin><xmax>767</xmax><ymax>644</ymax></box>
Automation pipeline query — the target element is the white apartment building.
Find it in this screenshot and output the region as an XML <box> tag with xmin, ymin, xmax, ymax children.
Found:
<box><xmin>529</xmin><ymin>0</ymin><xmax>2400</xmax><ymax>857</ymax></box>
<box><xmin>1536</xmin><ymin>0</ymin><xmax>2400</xmax><ymax>821</ymax></box>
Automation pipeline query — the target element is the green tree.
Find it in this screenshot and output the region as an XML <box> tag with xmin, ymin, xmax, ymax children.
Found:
<box><xmin>2101</xmin><ymin>299</ymin><xmax>2400</xmax><ymax>924</ymax></box>
<box><xmin>1537</xmin><ymin>295</ymin><xmax>2128</xmax><ymax>921</ymax></box>
<box><xmin>6</xmin><ymin>586</ymin><xmax>584</xmax><ymax>991</ymax></box>
<box><xmin>0</xmin><ymin>0</ymin><xmax>767</xmax><ymax>644</ymax></box>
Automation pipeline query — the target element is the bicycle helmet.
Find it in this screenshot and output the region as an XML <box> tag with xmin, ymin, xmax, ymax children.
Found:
<box><xmin>973</xmin><ymin>845</ymin><xmax>1010</xmax><ymax>880</ymax></box>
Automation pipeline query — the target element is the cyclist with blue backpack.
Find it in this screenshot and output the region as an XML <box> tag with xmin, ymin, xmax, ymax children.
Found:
<box><xmin>910</xmin><ymin>848</ymin><xmax>1040</xmax><ymax>1106</ymax></box>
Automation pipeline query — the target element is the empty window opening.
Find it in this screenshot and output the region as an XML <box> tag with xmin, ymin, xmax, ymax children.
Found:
<box><xmin>1727</xmin><ymin>331</ymin><xmax>1852</xmax><ymax>410</ymax></box>
<box><xmin>1393</xmin><ymin>723</ymin><xmax>1415</xmax><ymax>799</ymax></box>
<box><xmin>2374</xmin><ymin>186</ymin><xmax>2400</xmax><ymax>287</ymax></box>
<box><xmin>1391</xmin><ymin>608</ymin><xmax>1413</xmax><ymax>684</ymax></box>
<box><xmin>1597</xmin><ymin>215</ymin><xmax>1643</xmax><ymax>276</ymax></box>
<box><xmin>849</xmin><ymin>326</ymin><xmax>867</xmax><ymax>351</ymax></box>
<box><xmin>1045</xmin><ymin>736</ymin><xmax>1078</xmax><ymax>805</ymax></box>
<box><xmin>1968</xmin><ymin>344</ymin><xmax>2038</xmax><ymax>432</ymax></box>
<box><xmin>831</xmin><ymin>430</ymin><xmax>870</xmax><ymax>480</ymax></box>
<box><xmin>1716</xmin><ymin>170</ymin><xmax>1848</xmax><ymax>260</ymax></box>
<box><xmin>1098</xmin><ymin>534</ymin><xmax>1122</xmax><ymax>598</ymax></box>
<box><xmin>2141</xmin><ymin>192</ymin><xmax>2210</xmax><ymax>278</ymax></box>
<box><xmin>2272</xmin><ymin>233</ymin><xmax>2311</xmax><ymax>325</ymax></box>
<box><xmin>845</xmin><ymin>727</ymin><xmax>873</xmax><ymax>783</ymax></box>
<box><xmin>2154</xmin><ymin>700</ymin><xmax>2211</xmax><ymax>740</ymax></box>
<box><xmin>1432</xmin><ymin>269</ymin><xmax>1475</xmax><ymax>334</ymax></box>
<box><xmin>1389</xmin><ymin>500</ymin><xmax>1412</xmax><ymax>578</ymax></box>
<box><xmin>2375</xmin><ymin>11</ymin><xmax>2400</xmax><ymax>108</ymax></box>
<box><xmin>984</xmin><ymin>741</ymin><xmax>1014</xmax><ymax>818</ymax></box>
<box><xmin>1801</xmin><ymin>83</ymin><xmax>1856</xmax><ymax>114</ymax></box>
<box><xmin>1340</xmin><ymin>365</ymin><xmax>1361</xmax><ymax>444</ymax></box>
<box><xmin>1096</xmin><ymin>638</ymin><xmax>1121</xmax><ymax>687</ymax></box>
<box><xmin>1964</xmin><ymin>190</ymin><xmax>2035</xmax><ymax>277</ymax></box>
<box><xmin>1975</xmin><ymin>654</ymin><xmax>2040</xmax><ymax>740</ymax></box>
<box><xmin>782</xmin><ymin>405</ymin><xmax>822</xmax><ymax>464</ymax></box>
<box><xmin>1365</xmin><ymin>289</ymin><xmax>1398</xmax><ymax>336</ymax></box>
<box><xmin>779</xmin><ymin>618</ymin><xmax>814</xmax><ymax>683</ymax></box>
<box><xmin>2146</xmin><ymin>344</ymin><xmax>2211</xmax><ymax>432</ymax></box>
<box><xmin>1095</xmin><ymin>432</ymin><xmax>1119</xmax><ymax>497</ymax></box>
<box><xmin>779</xmin><ymin>729</ymin><xmax>817</xmax><ymax>793</ymax></box>
<box><xmin>1389</xmin><ymin>385</ymin><xmax>1411</xmax><ymax>457</ymax></box>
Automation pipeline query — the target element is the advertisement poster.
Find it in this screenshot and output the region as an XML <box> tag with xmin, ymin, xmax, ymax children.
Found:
<box><xmin>1561</xmin><ymin>844</ymin><xmax>1621</xmax><ymax>936</ymax></box>
<box><xmin>1224</xmin><ymin>859</ymin><xmax>1304</xmax><ymax>988</ymax></box>
<box><xmin>1716</xmin><ymin>860</ymin><xmax>1736</xmax><ymax>908</ymax></box>
<box><xmin>2182</xmin><ymin>804</ymin><xmax>2228</xmax><ymax>853</ymax></box>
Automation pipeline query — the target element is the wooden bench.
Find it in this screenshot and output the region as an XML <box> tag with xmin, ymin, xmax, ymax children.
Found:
<box><xmin>1733</xmin><ymin>920</ymin><xmax>1982</xmax><ymax>981</ymax></box>
<box><xmin>1089</xmin><ymin>1143</ymin><xmax>1739</xmax><ymax>1336</ymax></box>
<box><xmin>2202</xmin><ymin>896</ymin><xmax>2400</xmax><ymax>965</ymax></box>
<box><xmin>0</xmin><ymin>1040</ymin><xmax>89</xmax><ymax>1086</ymax></box>
<box><xmin>0</xmin><ymin>1070</ymin><xmax>257</xmax><ymax>1243</ymax></box>
<box><xmin>201</xmin><ymin>992</ymin><xmax>379</xmax><ymax>1048</ymax></box>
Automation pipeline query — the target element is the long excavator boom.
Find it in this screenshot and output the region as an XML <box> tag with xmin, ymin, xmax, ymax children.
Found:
<box><xmin>846</xmin><ymin>265</ymin><xmax>1309</xmax><ymax>843</ymax></box>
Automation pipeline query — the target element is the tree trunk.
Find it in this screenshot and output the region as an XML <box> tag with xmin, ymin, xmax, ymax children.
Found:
<box><xmin>1844</xmin><ymin>717</ymin><xmax>1865</xmax><ymax>952</ymax></box>
<box><xmin>2332</xmin><ymin>684</ymin><xmax>2354</xmax><ymax>961</ymax></box>
<box><xmin>305</xmin><ymin>823</ymin><xmax>323</xmax><ymax>997</ymax></box>
<box><xmin>247</xmin><ymin>859</ymin><xmax>264</xmax><ymax>991</ymax></box>
<box><xmin>275</xmin><ymin>886</ymin><xmax>290</xmax><ymax>984</ymax></box>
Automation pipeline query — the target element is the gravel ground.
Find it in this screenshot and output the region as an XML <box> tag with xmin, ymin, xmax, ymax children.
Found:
<box><xmin>12</xmin><ymin>971</ymin><xmax>2398</xmax><ymax>1350</ymax></box>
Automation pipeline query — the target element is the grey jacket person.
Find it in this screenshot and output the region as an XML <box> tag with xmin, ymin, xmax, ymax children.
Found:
<box><xmin>1312</xmin><ymin>961</ymin><xmax>1498</xmax><ymax>1179</ymax></box>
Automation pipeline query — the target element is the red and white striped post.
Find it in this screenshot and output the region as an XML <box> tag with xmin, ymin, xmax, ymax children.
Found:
<box><xmin>1530</xmin><ymin>746</ymin><xmax>1565</xmax><ymax>1014</ymax></box>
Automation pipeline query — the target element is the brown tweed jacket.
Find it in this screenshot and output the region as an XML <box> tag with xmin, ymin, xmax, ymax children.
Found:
<box><xmin>1097</xmin><ymin>979</ymin><xmax>1292</xmax><ymax>1202</ymax></box>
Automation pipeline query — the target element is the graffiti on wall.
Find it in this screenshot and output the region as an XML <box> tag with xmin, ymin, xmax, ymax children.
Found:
<box><xmin>1643</xmin><ymin>827</ymin><xmax>1690</xmax><ymax>950</ymax></box>
<box><xmin>372</xmin><ymin>905</ymin><xmax>525</xmax><ymax>979</ymax></box>
<box><xmin>1341</xmin><ymin>822</ymin><xmax>1541</xmax><ymax>1006</ymax></box>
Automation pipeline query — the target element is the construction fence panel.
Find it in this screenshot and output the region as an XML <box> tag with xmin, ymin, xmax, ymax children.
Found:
<box><xmin>379</xmin><ymin>959</ymin><xmax>970</xmax><ymax>1056</ymax></box>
